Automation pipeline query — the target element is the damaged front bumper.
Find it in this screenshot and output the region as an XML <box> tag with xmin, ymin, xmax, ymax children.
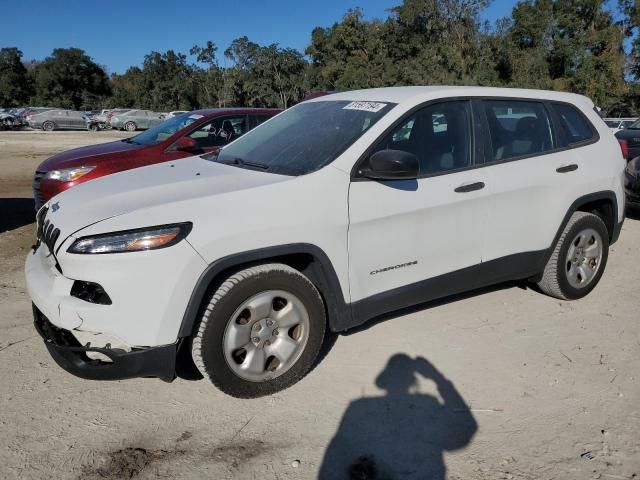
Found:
<box><xmin>33</xmin><ymin>305</ymin><xmax>177</xmax><ymax>381</ymax></box>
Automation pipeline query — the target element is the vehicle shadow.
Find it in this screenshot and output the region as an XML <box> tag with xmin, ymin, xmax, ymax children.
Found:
<box><xmin>318</xmin><ymin>354</ymin><xmax>477</xmax><ymax>479</ymax></box>
<box><xmin>0</xmin><ymin>198</ymin><xmax>35</xmax><ymax>233</ymax></box>
<box><xmin>626</xmin><ymin>207</ymin><xmax>640</xmax><ymax>221</ymax></box>
<box><xmin>343</xmin><ymin>280</ymin><xmax>525</xmax><ymax>336</ymax></box>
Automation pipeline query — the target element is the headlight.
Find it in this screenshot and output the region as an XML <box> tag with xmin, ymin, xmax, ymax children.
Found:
<box><xmin>44</xmin><ymin>166</ymin><xmax>95</xmax><ymax>182</ymax></box>
<box><xmin>67</xmin><ymin>223</ymin><xmax>192</xmax><ymax>254</ymax></box>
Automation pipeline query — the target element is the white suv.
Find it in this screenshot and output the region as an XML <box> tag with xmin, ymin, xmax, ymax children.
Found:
<box><xmin>26</xmin><ymin>87</ymin><xmax>626</xmax><ymax>398</ymax></box>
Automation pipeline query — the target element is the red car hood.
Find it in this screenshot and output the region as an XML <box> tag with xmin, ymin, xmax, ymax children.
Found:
<box><xmin>37</xmin><ymin>140</ymin><xmax>149</xmax><ymax>171</ymax></box>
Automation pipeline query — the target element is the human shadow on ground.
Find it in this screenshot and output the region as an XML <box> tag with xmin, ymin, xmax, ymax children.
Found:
<box><xmin>319</xmin><ymin>354</ymin><xmax>477</xmax><ymax>480</ymax></box>
<box><xmin>0</xmin><ymin>198</ymin><xmax>35</xmax><ymax>233</ymax></box>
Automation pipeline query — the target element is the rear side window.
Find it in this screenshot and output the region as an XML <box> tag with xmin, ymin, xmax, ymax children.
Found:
<box><xmin>551</xmin><ymin>103</ymin><xmax>596</xmax><ymax>144</ymax></box>
<box><xmin>483</xmin><ymin>100</ymin><xmax>554</xmax><ymax>161</ymax></box>
<box><xmin>250</xmin><ymin>114</ymin><xmax>272</xmax><ymax>128</ymax></box>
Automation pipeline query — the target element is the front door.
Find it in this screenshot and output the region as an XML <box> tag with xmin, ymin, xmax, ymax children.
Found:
<box><xmin>348</xmin><ymin>100</ymin><xmax>489</xmax><ymax>309</ymax></box>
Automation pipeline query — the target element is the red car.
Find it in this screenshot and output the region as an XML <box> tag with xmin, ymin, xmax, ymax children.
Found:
<box><xmin>33</xmin><ymin>108</ymin><xmax>281</xmax><ymax>209</ymax></box>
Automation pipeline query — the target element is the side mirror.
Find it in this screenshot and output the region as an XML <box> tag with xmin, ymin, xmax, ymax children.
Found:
<box><xmin>360</xmin><ymin>149</ymin><xmax>419</xmax><ymax>180</ymax></box>
<box><xmin>174</xmin><ymin>136</ymin><xmax>198</xmax><ymax>152</ymax></box>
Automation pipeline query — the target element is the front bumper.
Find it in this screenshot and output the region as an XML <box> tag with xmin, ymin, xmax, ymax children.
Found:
<box><xmin>25</xmin><ymin>229</ymin><xmax>207</xmax><ymax>347</ymax></box>
<box><xmin>34</xmin><ymin>305</ymin><xmax>177</xmax><ymax>381</ymax></box>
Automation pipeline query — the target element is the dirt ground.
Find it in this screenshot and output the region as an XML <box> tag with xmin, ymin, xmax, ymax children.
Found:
<box><xmin>0</xmin><ymin>131</ymin><xmax>639</xmax><ymax>480</ymax></box>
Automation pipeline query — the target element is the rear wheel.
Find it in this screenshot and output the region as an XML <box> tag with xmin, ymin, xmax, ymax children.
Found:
<box><xmin>42</xmin><ymin>121</ymin><xmax>55</xmax><ymax>131</ymax></box>
<box><xmin>124</xmin><ymin>121</ymin><xmax>136</xmax><ymax>132</ymax></box>
<box><xmin>192</xmin><ymin>264</ymin><xmax>326</xmax><ymax>398</ymax></box>
<box><xmin>536</xmin><ymin>211</ymin><xmax>609</xmax><ymax>300</ymax></box>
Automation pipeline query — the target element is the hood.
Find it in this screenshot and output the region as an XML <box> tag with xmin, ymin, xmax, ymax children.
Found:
<box><xmin>43</xmin><ymin>156</ymin><xmax>291</xmax><ymax>243</ymax></box>
<box><xmin>37</xmin><ymin>140</ymin><xmax>147</xmax><ymax>171</ymax></box>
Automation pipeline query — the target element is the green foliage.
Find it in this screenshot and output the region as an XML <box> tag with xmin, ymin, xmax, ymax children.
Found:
<box><xmin>0</xmin><ymin>48</ymin><xmax>33</xmax><ymax>107</ymax></box>
<box><xmin>31</xmin><ymin>48</ymin><xmax>111</xmax><ymax>110</ymax></box>
<box><xmin>4</xmin><ymin>0</ymin><xmax>640</xmax><ymax>115</ymax></box>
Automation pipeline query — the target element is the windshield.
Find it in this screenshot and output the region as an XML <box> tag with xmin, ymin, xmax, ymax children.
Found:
<box><xmin>212</xmin><ymin>100</ymin><xmax>395</xmax><ymax>175</ymax></box>
<box><xmin>128</xmin><ymin>113</ymin><xmax>200</xmax><ymax>146</ymax></box>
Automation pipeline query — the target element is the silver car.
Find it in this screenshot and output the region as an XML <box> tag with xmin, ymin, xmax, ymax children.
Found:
<box><xmin>28</xmin><ymin>109</ymin><xmax>88</xmax><ymax>131</ymax></box>
<box><xmin>110</xmin><ymin>109</ymin><xmax>164</xmax><ymax>131</ymax></box>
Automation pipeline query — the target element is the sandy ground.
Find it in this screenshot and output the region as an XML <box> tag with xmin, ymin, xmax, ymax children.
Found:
<box><xmin>0</xmin><ymin>131</ymin><xmax>639</xmax><ymax>479</ymax></box>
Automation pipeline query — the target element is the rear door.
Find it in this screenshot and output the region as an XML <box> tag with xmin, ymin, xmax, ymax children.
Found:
<box><xmin>69</xmin><ymin>112</ymin><xmax>86</xmax><ymax>129</ymax></box>
<box><xmin>479</xmin><ymin>99</ymin><xmax>592</xmax><ymax>263</ymax></box>
<box><xmin>57</xmin><ymin>111</ymin><xmax>71</xmax><ymax>128</ymax></box>
<box><xmin>138</xmin><ymin>111</ymin><xmax>149</xmax><ymax>129</ymax></box>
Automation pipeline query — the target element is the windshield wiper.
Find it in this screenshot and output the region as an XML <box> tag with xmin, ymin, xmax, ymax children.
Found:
<box><xmin>232</xmin><ymin>158</ymin><xmax>270</xmax><ymax>170</ymax></box>
<box><xmin>122</xmin><ymin>138</ymin><xmax>139</xmax><ymax>144</ymax></box>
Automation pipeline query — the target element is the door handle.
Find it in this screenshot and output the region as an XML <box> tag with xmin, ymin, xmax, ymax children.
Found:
<box><xmin>454</xmin><ymin>181</ymin><xmax>485</xmax><ymax>193</ymax></box>
<box><xmin>556</xmin><ymin>164</ymin><xmax>578</xmax><ymax>173</ymax></box>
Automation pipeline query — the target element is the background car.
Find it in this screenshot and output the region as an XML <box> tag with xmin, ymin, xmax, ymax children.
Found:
<box><xmin>28</xmin><ymin>109</ymin><xmax>88</xmax><ymax>131</ymax></box>
<box><xmin>625</xmin><ymin>156</ymin><xmax>640</xmax><ymax>210</ymax></box>
<box><xmin>604</xmin><ymin>117</ymin><xmax>637</xmax><ymax>132</ymax></box>
<box><xmin>164</xmin><ymin>110</ymin><xmax>188</xmax><ymax>119</ymax></box>
<box><xmin>32</xmin><ymin>107</ymin><xmax>281</xmax><ymax>208</ymax></box>
<box><xmin>614</xmin><ymin>118</ymin><xmax>640</xmax><ymax>159</ymax></box>
<box><xmin>109</xmin><ymin>109</ymin><xmax>164</xmax><ymax>131</ymax></box>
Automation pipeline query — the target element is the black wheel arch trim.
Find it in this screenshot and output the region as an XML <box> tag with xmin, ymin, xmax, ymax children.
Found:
<box><xmin>178</xmin><ymin>243</ymin><xmax>351</xmax><ymax>338</ymax></box>
<box><xmin>537</xmin><ymin>190</ymin><xmax>622</xmax><ymax>280</ymax></box>
<box><xmin>179</xmin><ymin>192</ymin><xmax>622</xmax><ymax>338</ymax></box>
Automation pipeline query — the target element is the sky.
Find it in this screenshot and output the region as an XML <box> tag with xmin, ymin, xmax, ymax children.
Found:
<box><xmin>1</xmin><ymin>0</ymin><xmax>519</xmax><ymax>74</ymax></box>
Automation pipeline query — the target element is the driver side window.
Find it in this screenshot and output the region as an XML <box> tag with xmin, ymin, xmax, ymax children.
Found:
<box><xmin>188</xmin><ymin>115</ymin><xmax>248</xmax><ymax>148</ymax></box>
<box><xmin>372</xmin><ymin>100</ymin><xmax>472</xmax><ymax>176</ymax></box>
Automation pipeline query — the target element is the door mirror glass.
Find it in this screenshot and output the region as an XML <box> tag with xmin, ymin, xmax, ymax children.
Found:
<box><xmin>360</xmin><ymin>149</ymin><xmax>419</xmax><ymax>180</ymax></box>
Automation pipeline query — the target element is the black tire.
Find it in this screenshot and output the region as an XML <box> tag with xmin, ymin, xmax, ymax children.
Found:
<box><xmin>124</xmin><ymin>121</ymin><xmax>136</xmax><ymax>132</ymax></box>
<box><xmin>536</xmin><ymin>211</ymin><xmax>609</xmax><ymax>300</ymax></box>
<box><xmin>192</xmin><ymin>263</ymin><xmax>326</xmax><ymax>398</ymax></box>
<box><xmin>87</xmin><ymin>123</ymin><xmax>98</xmax><ymax>131</ymax></box>
<box><xmin>42</xmin><ymin>121</ymin><xmax>55</xmax><ymax>131</ymax></box>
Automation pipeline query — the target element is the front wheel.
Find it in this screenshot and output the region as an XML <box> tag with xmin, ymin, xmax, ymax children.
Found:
<box><xmin>192</xmin><ymin>264</ymin><xmax>326</xmax><ymax>398</ymax></box>
<box><xmin>536</xmin><ymin>211</ymin><xmax>609</xmax><ymax>300</ymax></box>
<box><xmin>124</xmin><ymin>121</ymin><xmax>136</xmax><ymax>132</ymax></box>
<box><xmin>42</xmin><ymin>121</ymin><xmax>55</xmax><ymax>131</ymax></box>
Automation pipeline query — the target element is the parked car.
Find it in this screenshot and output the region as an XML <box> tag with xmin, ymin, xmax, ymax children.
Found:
<box><xmin>164</xmin><ymin>111</ymin><xmax>188</xmax><ymax>119</ymax></box>
<box><xmin>625</xmin><ymin>157</ymin><xmax>640</xmax><ymax>210</ymax></box>
<box><xmin>0</xmin><ymin>112</ymin><xmax>20</xmax><ymax>130</ymax></box>
<box><xmin>25</xmin><ymin>87</ymin><xmax>625</xmax><ymax>398</ymax></box>
<box><xmin>109</xmin><ymin>109</ymin><xmax>164</xmax><ymax>131</ymax></box>
<box><xmin>32</xmin><ymin>108</ymin><xmax>280</xmax><ymax>209</ymax></box>
<box><xmin>24</xmin><ymin>107</ymin><xmax>56</xmax><ymax>124</ymax></box>
<box><xmin>604</xmin><ymin>117</ymin><xmax>636</xmax><ymax>133</ymax></box>
<box><xmin>614</xmin><ymin>118</ymin><xmax>640</xmax><ymax>160</ymax></box>
<box><xmin>28</xmin><ymin>109</ymin><xmax>88</xmax><ymax>131</ymax></box>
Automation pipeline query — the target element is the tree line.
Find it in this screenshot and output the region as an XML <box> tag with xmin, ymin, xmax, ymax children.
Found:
<box><xmin>2</xmin><ymin>0</ymin><xmax>640</xmax><ymax>116</ymax></box>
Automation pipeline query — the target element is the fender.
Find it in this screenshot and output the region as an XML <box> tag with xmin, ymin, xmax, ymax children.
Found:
<box><xmin>534</xmin><ymin>190</ymin><xmax>621</xmax><ymax>282</ymax></box>
<box><xmin>178</xmin><ymin>243</ymin><xmax>351</xmax><ymax>338</ymax></box>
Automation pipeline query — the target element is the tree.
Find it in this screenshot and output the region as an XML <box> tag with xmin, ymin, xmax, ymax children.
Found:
<box><xmin>0</xmin><ymin>48</ymin><xmax>33</xmax><ymax>107</ymax></box>
<box><xmin>31</xmin><ymin>48</ymin><xmax>111</xmax><ymax>110</ymax></box>
<box><xmin>109</xmin><ymin>67</ymin><xmax>145</xmax><ymax>108</ymax></box>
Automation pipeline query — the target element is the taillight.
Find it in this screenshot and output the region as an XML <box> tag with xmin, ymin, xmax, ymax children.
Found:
<box><xmin>618</xmin><ymin>138</ymin><xmax>628</xmax><ymax>158</ymax></box>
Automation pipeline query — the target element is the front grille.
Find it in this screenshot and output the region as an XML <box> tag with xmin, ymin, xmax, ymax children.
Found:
<box><xmin>35</xmin><ymin>205</ymin><xmax>60</xmax><ymax>255</ymax></box>
<box><xmin>33</xmin><ymin>170</ymin><xmax>46</xmax><ymax>210</ymax></box>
